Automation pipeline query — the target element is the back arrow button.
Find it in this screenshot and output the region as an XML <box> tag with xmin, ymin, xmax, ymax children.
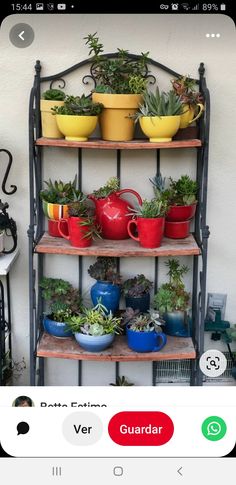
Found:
<box><xmin>177</xmin><ymin>467</ymin><xmax>183</xmax><ymax>476</ymax></box>
<box><xmin>9</xmin><ymin>23</ymin><xmax>34</xmax><ymax>48</ymax></box>
<box><xmin>18</xmin><ymin>31</ymin><xmax>25</xmax><ymax>41</ymax></box>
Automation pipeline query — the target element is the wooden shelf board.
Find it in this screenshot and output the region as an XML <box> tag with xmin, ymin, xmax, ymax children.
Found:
<box><xmin>35</xmin><ymin>232</ymin><xmax>200</xmax><ymax>257</ymax></box>
<box><xmin>37</xmin><ymin>333</ymin><xmax>196</xmax><ymax>362</ymax></box>
<box><xmin>36</xmin><ymin>137</ymin><xmax>202</xmax><ymax>150</ymax></box>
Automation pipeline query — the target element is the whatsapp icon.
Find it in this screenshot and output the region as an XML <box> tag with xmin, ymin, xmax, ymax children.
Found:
<box><xmin>202</xmin><ymin>416</ymin><xmax>227</xmax><ymax>441</ymax></box>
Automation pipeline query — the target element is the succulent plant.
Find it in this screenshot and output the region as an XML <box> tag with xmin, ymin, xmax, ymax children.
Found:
<box><xmin>128</xmin><ymin>198</ymin><xmax>169</xmax><ymax>218</ymax></box>
<box><xmin>134</xmin><ymin>87</ymin><xmax>183</xmax><ymax>121</ymax></box>
<box><xmin>110</xmin><ymin>376</ymin><xmax>134</xmax><ymax>386</ymax></box>
<box><xmin>66</xmin><ymin>301</ymin><xmax>122</xmax><ymax>336</ymax></box>
<box><xmin>122</xmin><ymin>274</ymin><xmax>153</xmax><ymax>297</ymax></box>
<box><xmin>171</xmin><ymin>75</ymin><xmax>204</xmax><ymax>107</ymax></box>
<box><xmin>84</xmin><ymin>32</ymin><xmax>149</xmax><ymax>94</ymax></box>
<box><xmin>169</xmin><ymin>175</ymin><xmax>198</xmax><ymax>206</ymax></box>
<box><xmin>42</xmin><ymin>89</ymin><xmax>66</xmax><ymax>101</ymax></box>
<box><xmin>52</xmin><ymin>94</ymin><xmax>103</xmax><ymax>116</ymax></box>
<box><xmin>127</xmin><ymin>311</ymin><xmax>163</xmax><ymax>332</ymax></box>
<box><xmin>153</xmin><ymin>259</ymin><xmax>190</xmax><ymax>314</ymax></box>
<box><xmin>40</xmin><ymin>277</ymin><xmax>82</xmax><ymax>322</ymax></box>
<box><xmin>91</xmin><ymin>177</ymin><xmax>120</xmax><ymax>199</ymax></box>
<box><xmin>88</xmin><ymin>257</ymin><xmax>121</xmax><ymax>284</ymax></box>
<box><xmin>40</xmin><ymin>176</ymin><xmax>83</xmax><ymax>204</ymax></box>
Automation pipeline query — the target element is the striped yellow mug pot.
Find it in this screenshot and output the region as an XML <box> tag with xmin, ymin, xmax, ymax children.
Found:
<box><xmin>42</xmin><ymin>201</ymin><xmax>69</xmax><ymax>220</ymax></box>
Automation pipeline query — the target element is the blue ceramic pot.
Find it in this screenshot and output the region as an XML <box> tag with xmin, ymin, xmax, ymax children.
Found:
<box><xmin>74</xmin><ymin>332</ymin><xmax>115</xmax><ymax>352</ymax></box>
<box><xmin>163</xmin><ymin>311</ymin><xmax>190</xmax><ymax>337</ymax></box>
<box><xmin>126</xmin><ymin>325</ymin><xmax>167</xmax><ymax>353</ymax></box>
<box><xmin>125</xmin><ymin>293</ymin><xmax>150</xmax><ymax>313</ymax></box>
<box><xmin>43</xmin><ymin>316</ymin><xmax>73</xmax><ymax>338</ymax></box>
<box><xmin>90</xmin><ymin>280</ymin><xmax>120</xmax><ymax>313</ymax></box>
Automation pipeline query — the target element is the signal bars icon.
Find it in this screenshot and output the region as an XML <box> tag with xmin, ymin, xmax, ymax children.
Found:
<box><xmin>192</xmin><ymin>3</ymin><xmax>199</xmax><ymax>9</ymax></box>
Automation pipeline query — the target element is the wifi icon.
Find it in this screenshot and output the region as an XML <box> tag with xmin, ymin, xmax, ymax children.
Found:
<box><xmin>181</xmin><ymin>2</ymin><xmax>190</xmax><ymax>9</ymax></box>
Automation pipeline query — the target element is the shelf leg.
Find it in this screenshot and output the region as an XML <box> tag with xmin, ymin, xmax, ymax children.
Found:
<box><xmin>78</xmin><ymin>361</ymin><xmax>82</xmax><ymax>386</ymax></box>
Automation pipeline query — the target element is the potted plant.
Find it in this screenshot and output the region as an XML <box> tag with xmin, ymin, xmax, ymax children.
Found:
<box><xmin>58</xmin><ymin>199</ymin><xmax>101</xmax><ymax>247</ymax></box>
<box><xmin>126</xmin><ymin>310</ymin><xmax>167</xmax><ymax>353</ymax></box>
<box><xmin>122</xmin><ymin>274</ymin><xmax>153</xmax><ymax>312</ymax></box>
<box><xmin>40</xmin><ymin>277</ymin><xmax>82</xmax><ymax>338</ymax></box>
<box><xmin>150</xmin><ymin>173</ymin><xmax>198</xmax><ymax>238</ymax></box>
<box><xmin>40</xmin><ymin>88</ymin><xmax>66</xmax><ymax>139</ymax></box>
<box><xmin>40</xmin><ymin>176</ymin><xmax>83</xmax><ymax>237</ymax></box>
<box><xmin>110</xmin><ymin>376</ymin><xmax>134</xmax><ymax>386</ymax></box>
<box><xmin>1</xmin><ymin>350</ymin><xmax>26</xmax><ymax>386</ymax></box>
<box><xmin>84</xmin><ymin>32</ymin><xmax>149</xmax><ymax>141</ymax></box>
<box><xmin>66</xmin><ymin>301</ymin><xmax>122</xmax><ymax>352</ymax></box>
<box><xmin>127</xmin><ymin>198</ymin><xmax>169</xmax><ymax>248</ymax></box>
<box><xmin>133</xmin><ymin>87</ymin><xmax>183</xmax><ymax>142</ymax></box>
<box><xmin>88</xmin><ymin>176</ymin><xmax>142</xmax><ymax>239</ymax></box>
<box><xmin>153</xmin><ymin>259</ymin><xmax>190</xmax><ymax>337</ymax></box>
<box><xmin>52</xmin><ymin>94</ymin><xmax>103</xmax><ymax>141</ymax></box>
<box><xmin>171</xmin><ymin>75</ymin><xmax>204</xmax><ymax>129</ymax></box>
<box><xmin>88</xmin><ymin>257</ymin><xmax>121</xmax><ymax>313</ymax></box>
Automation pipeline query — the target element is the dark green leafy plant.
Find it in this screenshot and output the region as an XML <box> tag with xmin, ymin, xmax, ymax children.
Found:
<box><xmin>66</xmin><ymin>301</ymin><xmax>122</xmax><ymax>336</ymax></box>
<box><xmin>52</xmin><ymin>95</ymin><xmax>103</xmax><ymax>116</ymax></box>
<box><xmin>40</xmin><ymin>277</ymin><xmax>82</xmax><ymax>322</ymax></box>
<box><xmin>110</xmin><ymin>376</ymin><xmax>134</xmax><ymax>386</ymax></box>
<box><xmin>84</xmin><ymin>32</ymin><xmax>149</xmax><ymax>94</ymax></box>
<box><xmin>88</xmin><ymin>257</ymin><xmax>121</xmax><ymax>284</ymax></box>
<box><xmin>122</xmin><ymin>274</ymin><xmax>153</xmax><ymax>297</ymax></box>
<box><xmin>91</xmin><ymin>177</ymin><xmax>120</xmax><ymax>199</ymax></box>
<box><xmin>153</xmin><ymin>259</ymin><xmax>190</xmax><ymax>314</ymax></box>
<box><xmin>133</xmin><ymin>87</ymin><xmax>183</xmax><ymax>121</ymax></box>
<box><xmin>42</xmin><ymin>89</ymin><xmax>66</xmax><ymax>101</ymax></box>
<box><xmin>128</xmin><ymin>198</ymin><xmax>169</xmax><ymax>218</ymax></box>
<box><xmin>150</xmin><ymin>173</ymin><xmax>198</xmax><ymax>206</ymax></box>
<box><xmin>40</xmin><ymin>177</ymin><xmax>83</xmax><ymax>204</ymax></box>
<box><xmin>171</xmin><ymin>75</ymin><xmax>204</xmax><ymax>109</ymax></box>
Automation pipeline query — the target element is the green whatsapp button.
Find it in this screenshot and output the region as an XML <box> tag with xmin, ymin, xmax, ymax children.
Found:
<box><xmin>202</xmin><ymin>416</ymin><xmax>227</xmax><ymax>441</ymax></box>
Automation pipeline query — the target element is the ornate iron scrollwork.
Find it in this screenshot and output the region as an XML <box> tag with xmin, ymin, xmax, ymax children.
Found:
<box><xmin>49</xmin><ymin>78</ymin><xmax>66</xmax><ymax>90</ymax></box>
<box><xmin>0</xmin><ymin>149</ymin><xmax>17</xmax><ymax>195</ymax></box>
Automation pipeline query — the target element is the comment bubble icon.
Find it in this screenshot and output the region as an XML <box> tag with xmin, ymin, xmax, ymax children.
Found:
<box><xmin>17</xmin><ymin>422</ymin><xmax>30</xmax><ymax>436</ymax></box>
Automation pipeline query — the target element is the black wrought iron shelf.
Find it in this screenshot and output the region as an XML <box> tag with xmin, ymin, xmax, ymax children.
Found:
<box><xmin>29</xmin><ymin>57</ymin><xmax>210</xmax><ymax>386</ymax></box>
<box><xmin>35</xmin><ymin>137</ymin><xmax>202</xmax><ymax>150</ymax></box>
<box><xmin>35</xmin><ymin>232</ymin><xmax>201</xmax><ymax>257</ymax></box>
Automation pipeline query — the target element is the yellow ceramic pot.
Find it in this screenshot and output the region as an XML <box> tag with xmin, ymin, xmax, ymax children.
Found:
<box><xmin>40</xmin><ymin>100</ymin><xmax>64</xmax><ymax>139</ymax></box>
<box><xmin>55</xmin><ymin>115</ymin><xmax>98</xmax><ymax>141</ymax></box>
<box><xmin>140</xmin><ymin>116</ymin><xmax>181</xmax><ymax>142</ymax></box>
<box><xmin>92</xmin><ymin>93</ymin><xmax>142</xmax><ymax>141</ymax></box>
<box><xmin>180</xmin><ymin>103</ymin><xmax>204</xmax><ymax>129</ymax></box>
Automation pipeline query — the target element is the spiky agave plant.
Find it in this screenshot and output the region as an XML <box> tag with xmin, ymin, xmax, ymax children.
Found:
<box><xmin>134</xmin><ymin>87</ymin><xmax>183</xmax><ymax>121</ymax></box>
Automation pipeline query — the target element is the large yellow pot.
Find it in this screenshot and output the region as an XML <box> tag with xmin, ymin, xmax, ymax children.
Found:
<box><xmin>55</xmin><ymin>115</ymin><xmax>98</xmax><ymax>141</ymax></box>
<box><xmin>92</xmin><ymin>93</ymin><xmax>142</xmax><ymax>141</ymax></box>
<box><xmin>140</xmin><ymin>116</ymin><xmax>181</xmax><ymax>142</ymax></box>
<box><xmin>40</xmin><ymin>100</ymin><xmax>64</xmax><ymax>138</ymax></box>
<box><xmin>180</xmin><ymin>103</ymin><xmax>204</xmax><ymax>129</ymax></box>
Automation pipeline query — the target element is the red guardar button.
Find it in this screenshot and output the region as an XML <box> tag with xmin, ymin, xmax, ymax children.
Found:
<box><xmin>108</xmin><ymin>411</ymin><xmax>174</xmax><ymax>446</ymax></box>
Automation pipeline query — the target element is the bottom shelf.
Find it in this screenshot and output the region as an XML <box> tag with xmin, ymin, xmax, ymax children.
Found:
<box><xmin>37</xmin><ymin>333</ymin><xmax>196</xmax><ymax>362</ymax></box>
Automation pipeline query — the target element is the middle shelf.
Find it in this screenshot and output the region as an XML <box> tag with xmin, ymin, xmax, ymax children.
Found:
<box><xmin>35</xmin><ymin>232</ymin><xmax>201</xmax><ymax>257</ymax></box>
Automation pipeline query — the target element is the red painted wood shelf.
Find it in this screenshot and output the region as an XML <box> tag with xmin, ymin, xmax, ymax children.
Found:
<box><xmin>35</xmin><ymin>232</ymin><xmax>201</xmax><ymax>257</ymax></box>
<box><xmin>35</xmin><ymin>137</ymin><xmax>202</xmax><ymax>150</ymax></box>
<box><xmin>37</xmin><ymin>333</ymin><xmax>196</xmax><ymax>362</ymax></box>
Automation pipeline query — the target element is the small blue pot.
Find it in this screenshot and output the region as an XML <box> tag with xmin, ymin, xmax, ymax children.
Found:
<box><xmin>125</xmin><ymin>293</ymin><xmax>150</xmax><ymax>313</ymax></box>
<box><xmin>43</xmin><ymin>316</ymin><xmax>73</xmax><ymax>338</ymax></box>
<box><xmin>126</xmin><ymin>325</ymin><xmax>167</xmax><ymax>353</ymax></box>
<box><xmin>163</xmin><ymin>311</ymin><xmax>190</xmax><ymax>337</ymax></box>
<box><xmin>74</xmin><ymin>332</ymin><xmax>115</xmax><ymax>352</ymax></box>
<box><xmin>90</xmin><ymin>280</ymin><xmax>120</xmax><ymax>313</ymax></box>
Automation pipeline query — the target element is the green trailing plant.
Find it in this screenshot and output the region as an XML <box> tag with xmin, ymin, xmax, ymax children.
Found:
<box><xmin>1</xmin><ymin>348</ymin><xmax>26</xmax><ymax>385</ymax></box>
<box><xmin>68</xmin><ymin>201</ymin><xmax>102</xmax><ymax>240</ymax></box>
<box><xmin>128</xmin><ymin>198</ymin><xmax>169</xmax><ymax>218</ymax></box>
<box><xmin>122</xmin><ymin>274</ymin><xmax>153</xmax><ymax>297</ymax></box>
<box><xmin>153</xmin><ymin>259</ymin><xmax>190</xmax><ymax>314</ymax></box>
<box><xmin>40</xmin><ymin>176</ymin><xmax>83</xmax><ymax>204</ymax></box>
<box><xmin>84</xmin><ymin>32</ymin><xmax>149</xmax><ymax>94</ymax></box>
<box><xmin>171</xmin><ymin>75</ymin><xmax>204</xmax><ymax>110</ymax></box>
<box><xmin>52</xmin><ymin>94</ymin><xmax>103</xmax><ymax>116</ymax></box>
<box><xmin>110</xmin><ymin>376</ymin><xmax>134</xmax><ymax>386</ymax></box>
<box><xmin>149</xmin><ymin>173</ymin><xmax>198</xmax><ymax>206</ymax></box>
<box><xmin>40</xmin><ymin>277</ymin><xmax>82</xmax><ymax>322</ymax></box>
<box><xmin>91</xmin><ymin>177</ymin><xmax>120</xmax><ymax>199</ymax></box>
<box><xmin>133</xmin><ymin>87</ymin><xmax>183</xmax><ymax>121</ymax></box>
<box><xmin>42</xmin><ymin>89</ymin><xmax>66</xmax><ymax>101</ymax></box>
<box><xmin>88</xmin><ymin>257</ymin><xmax>121</xmax><ymax>284</ymax></box>
<box><xmin>66</xmin><ymin>301</ymin><xmax>122</xmax><ymax>336</ymax></box>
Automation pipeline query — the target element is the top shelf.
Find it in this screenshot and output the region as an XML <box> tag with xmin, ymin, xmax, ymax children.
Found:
<box><xmin>35</xmin><ymin>138</ymin><xmax>202</xmax><ymax>150</ymax></box>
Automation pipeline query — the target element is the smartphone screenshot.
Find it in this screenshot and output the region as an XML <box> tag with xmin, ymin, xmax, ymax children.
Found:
<box><xmin>0</xmin><ymin>2</ymin><xmax>235</xmax><ymax>482</ymax></box>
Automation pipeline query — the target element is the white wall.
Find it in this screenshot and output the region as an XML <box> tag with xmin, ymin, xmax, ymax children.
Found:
<box><xmin>0</xmin><ymin>14</ymin><xmax>235</xmax><ymax>385</ymax></box>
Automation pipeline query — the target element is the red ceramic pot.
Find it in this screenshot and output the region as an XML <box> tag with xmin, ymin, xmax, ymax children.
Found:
<box><xmin>166</xmin><ymin>203</ymin><xmax>197</xmax><ymax>222</ymax></box>
<box><xmin>164</xmin><ymin>220</ymin><xmax>191</xmax><ymax>239</ymax></box>
<box><xmin>127</xmin><ymin>217</ymin><xmax>165</xmax><ymax>248</ymax></box>
<box><xmin>48</xmin><ymin>219</ymin><xmax>68</xmax><ymax>238</ymax></box>
<box><xmin>58</xmin><ymin>217</ymin><xmax>92</xmax><ymax>247</ymax></box>
<box><xmin>89</xmin><ymin>189</ymin><xmax>142</xmax><ymax>240</ymax></box>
